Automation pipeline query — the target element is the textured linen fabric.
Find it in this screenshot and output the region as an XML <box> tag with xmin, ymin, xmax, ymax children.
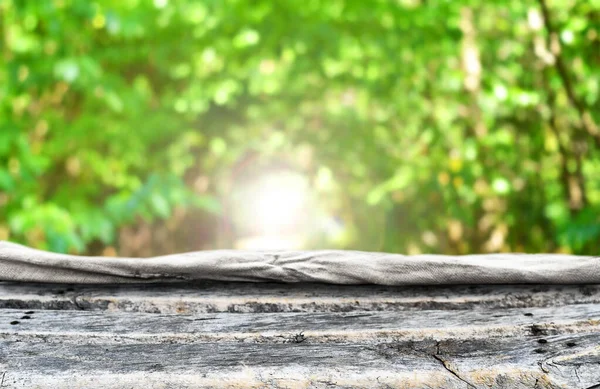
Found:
<box><xmin>0</xmin><ymin>240</ymin><xmax>598</xmax><ymax>284</ymax></box>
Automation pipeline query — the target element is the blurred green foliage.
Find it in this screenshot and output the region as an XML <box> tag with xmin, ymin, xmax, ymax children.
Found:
<box><xmin>0</xmin><ymin>0</ymin><xmax>599</xmax><ymax>255</ymax></box>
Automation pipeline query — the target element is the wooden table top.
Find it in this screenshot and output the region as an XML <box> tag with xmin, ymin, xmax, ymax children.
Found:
<box><xmin>1</xmin><ymin>282</ymin><xmax>599</xmax><ymax>388</ymax></box>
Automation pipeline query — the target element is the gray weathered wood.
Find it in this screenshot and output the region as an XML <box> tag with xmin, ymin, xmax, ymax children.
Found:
<box><xmin>1</xmin><ymin>282</ymin><xmax>600</xmax><ymax>388</ymax></box>
<box><xmin>0</xmin><ymin>304</ymin><xmax>599</xmax><ymax>343</ymax></box>
<box><xmin>2</xmin><ymin>334</ymin><xmax>599</xmax><ymax>389</ymax></box>
<box><xmin>1</xmin><ymin>282</ymin><xmax>600</xmax><ymax>313</ymax></box>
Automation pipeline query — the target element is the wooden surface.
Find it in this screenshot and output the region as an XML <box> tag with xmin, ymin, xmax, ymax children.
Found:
<box><xmin>1</xmin><ymin>282</ymin><xmax>600</xmax><ymax>388</ymax></box>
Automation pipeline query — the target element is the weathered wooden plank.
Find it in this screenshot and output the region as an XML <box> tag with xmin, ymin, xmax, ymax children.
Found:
<box><xmin>0</xmin><ymin>303</ymin><xmax>599</xmax><ymax>344</ymax></box>
<box><xmin>2</xmin><ymin>282</ymin><xmax>600</xmax><ymax>387</ymax></box>
<box><xmin>1</xmin><ymin>282</ymin><xmax>600</xmax><ymax>313</ymax></box>
<box><xmin>1</xmin><ymin>333</ymin><xmax>599</xmax><ymax>388</ymax></box>
<box><xmin>1</xmin><ymin>305</ymin><xmax>600</xmax><ymax>388</ymax></box>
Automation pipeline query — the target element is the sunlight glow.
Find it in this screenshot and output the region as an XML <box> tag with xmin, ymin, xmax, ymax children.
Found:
<box><xmin>231</xmin><ymin>170</ymin><xmax>311</xmax><ymax>250</ymax></box>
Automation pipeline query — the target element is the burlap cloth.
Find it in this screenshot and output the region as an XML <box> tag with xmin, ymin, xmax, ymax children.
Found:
<box><xmin>0</xmin><ymin>241</ymin><xmax>598</xmax><ymax>284</ymax></box>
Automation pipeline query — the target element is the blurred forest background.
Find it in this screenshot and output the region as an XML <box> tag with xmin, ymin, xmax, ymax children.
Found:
<box><xmin>1</xmin><ymin>0</ymin><xmax>599</xmax><ymax>257</ymax></box>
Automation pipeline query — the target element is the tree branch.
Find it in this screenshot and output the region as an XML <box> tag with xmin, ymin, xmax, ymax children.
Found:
<box><xmin>542</xmin><ymin>68</ymin><xmax>588</xmax><ymax>213</ymax></box>
<box><xmin>537</xmin><ymin>0</ymin><xmax>600</xmax><ymax>146</ymax></box>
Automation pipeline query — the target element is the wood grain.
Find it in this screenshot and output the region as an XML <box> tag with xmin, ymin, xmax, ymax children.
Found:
<box><xmin>1</xmin><ymin>282</ymin><xmax>600</xmax><ymax>388</ymax></box>
<box><xmin>1</xmin><ymin>282</ymin><xmax>600</xmax><ymax>313</ymax></box>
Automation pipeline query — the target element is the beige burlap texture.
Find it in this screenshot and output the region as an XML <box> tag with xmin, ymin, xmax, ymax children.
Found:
<box><xmin>0</xmin><ymin>240</ymin><xmax>598</xmax><ymax>284</ymax></box>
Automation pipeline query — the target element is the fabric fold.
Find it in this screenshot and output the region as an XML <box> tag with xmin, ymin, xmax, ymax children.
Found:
<box><xmin>0</xmin><ymin>241</ymin><xmax>598</xmax><ymax>284</ymax></box>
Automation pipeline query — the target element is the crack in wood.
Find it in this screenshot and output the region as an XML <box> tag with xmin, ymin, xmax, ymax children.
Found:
<box><xmin>431</xmin><ymin>354</ymin><xmax>476</xmax><ymax>388</ymax></box>
<box><xmin>403</xmin><ymin>341</ymin><xmax>478</xmax><ymax>388</ymax></box>
<box><xmin>574</xmin><ymin>364</ymin><xmax>581</xmax><ymax>383</ymax></box>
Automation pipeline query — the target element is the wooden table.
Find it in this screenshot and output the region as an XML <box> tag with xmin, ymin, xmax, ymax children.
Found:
<box><xmin>1</xmin><ymin>282</ymin><xmax>599</xmax><ymax>388</ymax></box>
